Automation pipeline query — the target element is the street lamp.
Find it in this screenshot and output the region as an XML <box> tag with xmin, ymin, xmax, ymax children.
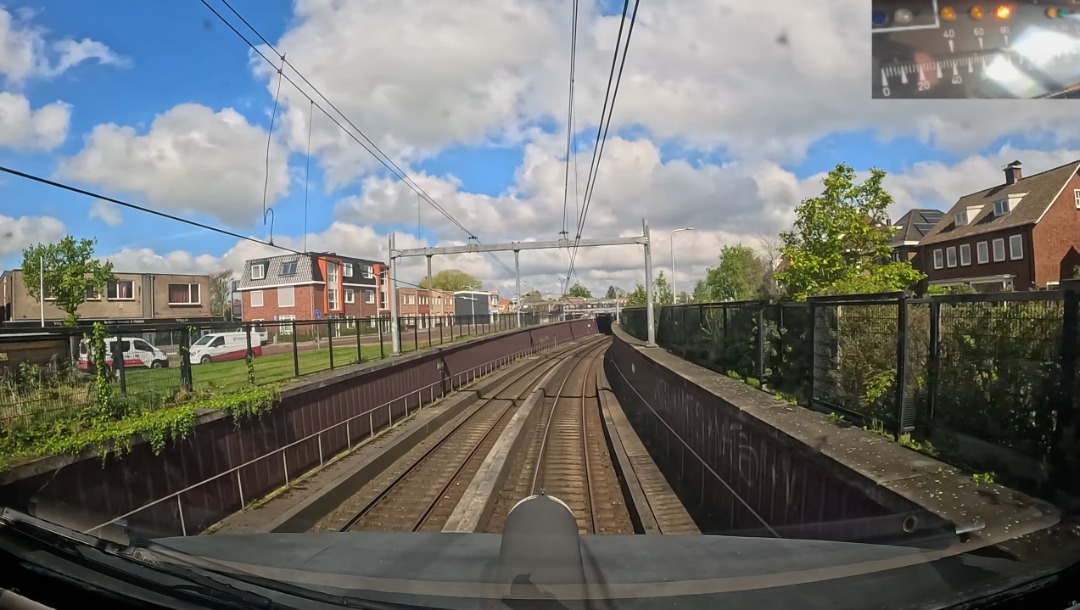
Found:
<box><xmin>670</xmin><ymin>227</ymin><xmax>695</xmax><ymax>304</ymax></box>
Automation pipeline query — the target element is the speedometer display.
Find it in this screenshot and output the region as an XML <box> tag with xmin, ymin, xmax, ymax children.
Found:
<box><xmin>871</xmin><ymin>0</ymin><xmax>1080</xmax><ymax>98</ymax></box>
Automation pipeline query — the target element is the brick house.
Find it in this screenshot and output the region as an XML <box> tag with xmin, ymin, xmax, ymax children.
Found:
<box><xmin>889</xmin><ymin>208</ymin><xmax>943</xmax><ymax>269</ymax></box>
<box><xmin>237</xmin><ymin>252</ymin><xmax>386</xmax><ymax>338</ymax></box>
<box><xmin>918</xmin><ymin>160</ymin><xmax>1080</xmax><ymax>292</ymax></box>
<box><xmin>395</xmin><ymin>287</ymin><xmax>455</xmax><ymax>324</ymax></box>
<box><xmin>1</xmin><ymin>270</ymin><xmax>213</xmax><ymax>325</ymax></box>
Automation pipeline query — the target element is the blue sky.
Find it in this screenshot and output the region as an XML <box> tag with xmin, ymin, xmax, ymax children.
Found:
<box><xmin>2</xmin><ymin>1</ymin><xmax>1079</xmax><ymax>294</ymax></box>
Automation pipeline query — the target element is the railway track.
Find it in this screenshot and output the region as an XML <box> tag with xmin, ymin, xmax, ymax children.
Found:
<box><xmin>486</xmin><ymin>338</ymin><xmax>634</xmax><ymax>535</ymax></box>
<box><xmin>328</xmin><ymin>338</ymin><xmax>606</xmax><ymax>533</ymax></box>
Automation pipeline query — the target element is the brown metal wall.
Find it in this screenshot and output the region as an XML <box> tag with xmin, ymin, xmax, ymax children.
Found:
<box><xmin>0</xmin><ymin>320</ymin><xmax>596</xmax><ymax>538</ymax></box>
<box><xmin>606</xmin><ymin>338</ymin><xmax>950</xmax><ymax>544</ymax></box>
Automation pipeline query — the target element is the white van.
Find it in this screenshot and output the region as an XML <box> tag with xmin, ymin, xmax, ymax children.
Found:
<box><xmin>234</xmin><ymin>324</ymin><xmax>268</xmax><ymax>345</ymax></box>
<box><xmin>190</xmin><ymin>332</ymin><xmax>263</xmax><ymax>364</ymax></box>
<box><xmin>79</xmin><ymin>337</ymin><xmax>169</xmax><ymax>372</ymax></box>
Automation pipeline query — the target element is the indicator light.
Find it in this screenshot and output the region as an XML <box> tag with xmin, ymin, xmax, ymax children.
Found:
<box><xmin>995</xmin><ymin>5</ymin><xmax>1011</xmax><ymax>19</ymax></box>
<box><xmin>872</xmin><ymin>9</ymin><xmax>889</xmax><ymax>25</ymax></box>
<box><xmin>894</xmin><ymin>8</ymin><xmax>914</xmax><ymax>24</ymax></box>
<box><xmin>970</xmin><ymin>6</ymin><xmax>985</xmax><ymax>19</ymax></box>
<box><xmin>940</xmin><ymin>6</ymin><xmax>957</xmax><ymax>20</ymax></box>
<box><xmin>1047</xmin><ymin>7</ymin><xmax>1059</xmax><ymax>17</ymax></box>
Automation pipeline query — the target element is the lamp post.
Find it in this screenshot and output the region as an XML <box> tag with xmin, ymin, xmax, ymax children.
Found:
<box><xmin>669</xmin><ymin>227</ymin><xmax>694</xmax><ymax>304</ymax></box>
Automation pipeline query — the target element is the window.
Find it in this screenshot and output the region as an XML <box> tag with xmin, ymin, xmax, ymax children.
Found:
<box><xmin>280</xmin><ymin>260</ymin><xmax>298</xmax><ymax>276</ymax></box>
<box><xmin>407</xmin><ymin>294</ymin><xmax>415</xmax><ymax>305</ymax></box>
<box><xmin>84</xmin><ymin>286</ymin><xmax>100</xmax><ymax>300</ymax></box>
<box><xmin>343</xmin><ymin>263</ymin><xmax>353</xmax><ymax>277</ymax></box>
<box><xmin>1075</xmin><ymin>189</ymin><xmax>1080</xmax><ymax>210</ymax></box>
<box><xmin>953</xmin><ymin>211</ymin><xmax>968</xmax><ymax>227</ymax></box>
<box><xmin>1009</xmin><ymin>234</ymin><xmax>1023</xmax><ymax>260</ymax></box>
<box><xmin>168</xmin><ymin>283</ymin><xmax>200</xmax><ymax>304</ymax></box>
<box><xmin>365</xmin><ymin>290</ymin><xmax>375</xmax><ymax>304</ymax></box>
<box><xmin>250</xmin><ymin>263</ymin><xmax>265</xmax><ymax>280</ymax></box>
<box><xmin>278</xmin><ymin>286</ymin><xmax>295</xmax><ymax>308</ymax></box>
<box><xmin>977</xmin><ymin>241</ymin><xmax>989</xmax><ymax>264</ymax></box>
<box><xmin>992</xmin><ymin>238</ymin><xmax>1006</xmax><ymax>262</ymax></box>
<box><xmin>326</xmin><ymin>262</ymin><xmax>340</xmax><ymax>310</ymax></box>
<box><xmin>933</xmin><ymin>249</ymin><xmax>944</xmax><ymax>269</ymax></box>
<box><xmin>278</xmin><ymin>314</ymin><xmax>295</xmax><ymax>334</ymax></box>
<box><xmin>133</xmin><ymin>339</ymin><xmax>152</xmax><ymax>352</ymax></box>
<box><xmin>345</xmin><ymin>288</ymin><xmax>355</xmax><ymax>303</ymax></box>
<box><xmin>959</xmin><ymin>243</ymin><xmax>971</xmax><ymax>266</ymax></box>
<box><xmin>210</xmin><ymin>336</ymin><xmax>225</xmax><ymax>348</ymax></box>
<box><xmin>364</xmin><ymin>265</ymin><xmax>374</xmax><ymax>279</ymax></box>
<box><xmin>993</xmin><ymin>199</ymin><xmax>1010</xmax><ymax>216</ymax></box>
<box><xmin>107</xmin><ymin>280</ymin><xmax>134</xmax><ymax>300</ymax></box>
<box><xmin>250</xmin><ymin>290</ymin><xmax>264</xmax><ymax>307</ymax></box>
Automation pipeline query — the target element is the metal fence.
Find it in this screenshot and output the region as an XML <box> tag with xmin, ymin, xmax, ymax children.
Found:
<box><xmin>0</xmin><ymin>313</ymin><xmax>551</xmax><ymax>431</ymax></box>
<box><xmin>622</xmin><ymin>288</ymin><xmax>1080</xmax><ymax>488</ymax></box>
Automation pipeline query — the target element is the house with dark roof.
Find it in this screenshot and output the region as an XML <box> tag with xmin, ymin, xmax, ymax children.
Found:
<box><xmin>236</xmin><ymin>252</ymin><xmax>387</xmax><ymax>335</ymax></box>
<box><xmin>889</xmin><ymin>208</ymin><xmax>944</xmax><ymax>269</ymax></box>
<box><xmin>918</xmin><ymin>160</ymin><xmax>1080</xmax><ymax>292</ymax></box>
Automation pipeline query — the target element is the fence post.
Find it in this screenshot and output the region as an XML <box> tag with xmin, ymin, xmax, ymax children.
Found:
<box><xmin>808</xmin><ymin>299</ymin><xmax>816</xmax><ymax>407</ymax></box>
<box><xmin>756</xmin><ymin>304</ymin><xmax>766</xmax><ymax>383</ymax></box>
<box><xmin>291</xmin><ymin>320</ymin><xmax>300</xmax><ymax>377</ymax></box>
<box><xmin>328</xmin><ymin>318</ymin><xmax>335</xmax><ymax>370</ymax></box>
<box><xmin>179</xmin><ymin>329</ymin><xmax>193</xmax><ymax>392</ymax></box>
<box><xmin>356</xmin><ymin>317</ymin><xmax>363</xmax><ymax>363</ymax></box>
<box><xmin>927</xmin><ymin>299</ymin><xmax>941</xmax><ymax>424</ymax></box>
<box><xmin>413</xmin><ymin>317</ymin><xmax>419</xmax><ymax>352</ymax></box>
<box><xmin>895</xmin><ymin>294</ymin><xmax>910</xmax><ymax>432</ymax></box>
<box><xmin>1052</xmin><ymin>285</ymin><xmax>1080</xmax><ymax>490</ymax></box>
<box><xmin>112</xmin><ymin>337</ymin><xmax>127</xmax><ymax>397</ymax></box>
<box><xmin>378</xmin><ymin>318</ymin><xmax>385</xmax><ymax>359</ymax></box>
<box><xmin>244</xmin><ymin>322</ymin><xmax>254</xmax><ymax>385</ymax></box>
<box><xmin>440</xmin><ymin>320</ymin><xmax>444</xmax><ymax>345</ymax></box>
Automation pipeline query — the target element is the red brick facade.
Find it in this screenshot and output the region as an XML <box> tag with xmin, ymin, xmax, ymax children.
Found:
<box><xmin>1032</xmin><ymin>172</ymin><xmax>1080</xmax><ymax>288</ymax></box>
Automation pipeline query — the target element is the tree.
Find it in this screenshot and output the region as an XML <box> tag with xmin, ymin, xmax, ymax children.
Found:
<box><xmin>566</xmin><ymin>283</ymin><xmax>592</xmax><ymax>298</ymax></box>
<box><xmin>418</xmin><ymin>269</ymin><xmax>483</xmax><ymax>292</ymax></box>
<box><xmin>654</xmin><ymin>271</ymin><xmax>674</xmax><ymax>305</ymax></box>
<box><xmin>209</xmin><ymin>270</ymin><xmax>234</xmax><ymax>319</ymax></box>
<box><xmin>626</xmin><ymin>283</ymin><xmax>648</xmax><ymax>306</ymax></box>
<box><xmin>776</xmin><ymin>163</ymin><xmax>924</xmax><ymax>300</ymax></box>
<box><xmin>678</xmin><ymin>291</ymin><xmax>691</xmax><ymax>304</ymax></box>
<box><xmin>604</xmin><ymin>285</ymin><xmax>621</xmax><ymax>300</ymax></box>
<box><xmin>698</xmin><ymin>244</ymin><xmax>768</xmax><ymax>302</ymax></box>
<box><xmin>22</xmin><ymin>236</ymin><xmax>114</xmax><ymax>326</ymax></box>
<box><xmin>757</xmin><ymin>234</ymin><xmax>784</xmax><ymax>300</ymax></box>
<box><xmin>521</xmin><ymin>290</ymin><xmax>545</xmax><ymax>303</ymax></box>
<box><xmin>692</xmin><ymin>279</ymin><xmax>709</xmax><ymax>303</ymax></box>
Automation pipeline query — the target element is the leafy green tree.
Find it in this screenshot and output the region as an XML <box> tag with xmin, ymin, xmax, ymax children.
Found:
<box><xmin>626</xmin><ymin>283</ymin><xmax>648</xmax><ymax>306</ymax></box>
<box><xmin>22</xmin><ymin>237</ymin><xmax>115</xmax><ymax>326</ymax></box>
<box><xmin>604</xmin><ymin>285</ymin><xmax>621</xmax><ymax>299</ymax></box>
<box><xmin>678</xmin><ymin>291</ymin><xmax>691</xmax><ymax>304</ymax></box>
<box><xmin>566</xmin><ymin>283</ymin><xmax>592</xmax><ymax>298</ymax></box>
<box><xmin>699</xmin><ymin>244</ymin><xmax>768</xmax><ymax>302</ymax></box>
<box><xmin>654</xmin><ymin>271</ymin><xmax>674</xmax><ymax>305</ymax></box>
<box><xmin>418</xmin><ymin>269</ymin><xmax>483</xmax><ymax>292</ymax></box>
<box><xmin>521</xmin><ymin>290</ymin><xmax>545</xmax><ymax>303</ymax></box>
<box><xmin>776</xmin><ymin>163</ymin><xmax>924</xmax><ymax>300</ymax></box>
<box><xmin>209</xmin><ymin>270</ymin><xmax>234</xmax><ymax>319</ymax></box>
<box><xmin>692</xmin><ymin>279</ymin><xmax>709</xmax><ymax>303</ymax></box>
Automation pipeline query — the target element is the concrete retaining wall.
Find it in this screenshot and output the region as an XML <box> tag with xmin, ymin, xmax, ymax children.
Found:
<box><xmin>0</xmin><ymin>319</ymin><xmax>597</xmax><ymax>538</ymax></box>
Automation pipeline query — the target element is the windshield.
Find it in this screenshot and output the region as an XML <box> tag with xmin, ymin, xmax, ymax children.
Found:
<box><xmin>2</xmin><ymin>1</ymin><xmax>1080</xmax><ymax>608</ymax></box>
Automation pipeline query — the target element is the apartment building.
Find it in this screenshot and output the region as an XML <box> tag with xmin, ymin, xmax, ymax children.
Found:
<box><xmin>395</xmin><ymin>287</ymin><xmax>455</xmax><ymax>319</ymax></box>
<box><xmin>918</xmin><ymin>160</ymin><xmax>1080</xmax><ymax>292</ymax></box>
<box><xmin>237</xmin><ymin>252</ymin><xmax>386</xmax><ymax>337</ymax></box>
<box><xmin>0</xmin><ymin>270</ymin><xmax>213</xmax><ymax>325</ymax></box>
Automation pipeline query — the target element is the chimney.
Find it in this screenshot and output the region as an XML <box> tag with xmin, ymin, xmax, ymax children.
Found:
<box><xmin>1004</xmin><ymin>160</ymin><xmax>1022</xmax><ymax>185</ymax></box>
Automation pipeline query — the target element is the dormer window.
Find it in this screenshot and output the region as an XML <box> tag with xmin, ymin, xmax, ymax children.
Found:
<box><xmin>250</xmin><ymin>263</ymin><xmax>265</xmax><ymax>280</ymax></box>
<box><xmin>953</xmin><ymin>211</ymin><xmax>968</xmax><ymax>227</ymax></box>
<box><xmin>280</xmin><ymin>260</ymin><xmax>298</xmax><ymax>275</ymax></box>
<box><xmin>993</xmin><ymin>199</ymin><xmax>1010</xmax><ymax>216</ymax></box>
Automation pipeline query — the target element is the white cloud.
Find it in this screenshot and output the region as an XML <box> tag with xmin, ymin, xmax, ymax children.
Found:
<box><xmin>256</xmin><ymin>0</ymin><xmax>1080</xmax><ymax>180</ymax></box>
<box><xmin>0</xmin><ymin>214</ymin><xmax>66</xmax><ymax>256</ymax></box>
<box><xmin>0</xmin><ymin>7</ymin><xmax>127</xmax><ymax>84</ymax></box>
<box><xmin>58</xmin><ymin>103</ymin><xmax>290</xmax><ymax>226</ymax></box>
<box><xmin>88</xmin><ymin>200</ymin><xmax>122</xmax><ymax>226</ymax></box>
<box><xmin>0</xmin><ymin>91</ymin><xmax>70</xmax><ymax>150</ymax></box>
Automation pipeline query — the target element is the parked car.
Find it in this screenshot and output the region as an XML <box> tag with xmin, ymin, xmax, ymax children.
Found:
<box><xmin>78</xmin><ymin>337</ymin><xmax>169</xmax><ymax>372</ymax></box>
<box><xmin>190</xmin><ymin>332</ymin><xmax>263</xmax><ymax>364</ymax></box>
<box><xmin>234</xmin><ymin>324</ymin><xmax>268</xmax><ymax>345</ymax></box>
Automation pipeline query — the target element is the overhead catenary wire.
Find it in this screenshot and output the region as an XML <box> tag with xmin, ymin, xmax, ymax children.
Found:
<box><xmin>205</xmin><ymin>0</ymin><xmax>531</xmax><ymax>292</ymax></box>
<box><xmin>0</xmin><ymin>165</ymin><xmax>447</xmax><ymax>293</ymax></box>
<box><xmin>560</xmin><ymin>0</ymin><xmax>580</xmax><ymax>237</ymax></box>
<box><xmin>564</xmin><ymin>0</ymin><xmax>640</xmax><ymax>287</ymax></box>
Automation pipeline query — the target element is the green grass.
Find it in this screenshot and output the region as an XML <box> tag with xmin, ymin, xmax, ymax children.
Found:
<box><xmin>1</xmin><ymin>331</ymin><xmax>484</xmax><ymax>428</ymax></box>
